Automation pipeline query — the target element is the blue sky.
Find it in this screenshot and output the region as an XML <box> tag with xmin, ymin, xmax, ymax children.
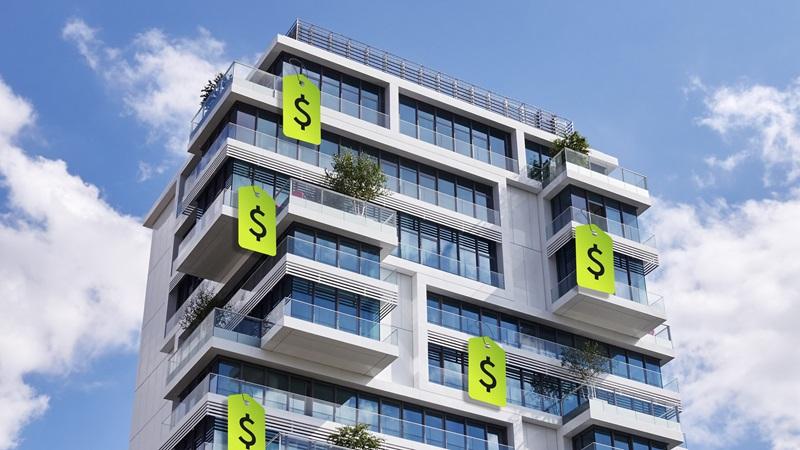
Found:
<box><xmin>1</xmin><ymin>2</ymin><xmax>799</xmax><ymax>450</ymax></box>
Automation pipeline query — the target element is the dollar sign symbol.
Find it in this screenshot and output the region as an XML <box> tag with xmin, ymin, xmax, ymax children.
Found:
<box><xmin>293</xmin><ymin>94</ymin><xmax>312</xmax><ymax>131</ymax></box>
<box><xmin>479</xmin><ymin>356</ymin><xmax>497</xmax><ymax>393</ymax></box>
<box><xmin>249</xmin><ymin>205</ymin><xmax>267</xmax><ymax>242</ymax></box>
<box><xmin>238</xmin><ymin>413</ymin><xmax>257</xmax><ymax>450</ymax></box>
<box><xmin>586</xmin><ymin>243</ymin><xmax>605</xmax><ymax>280</ymax></box>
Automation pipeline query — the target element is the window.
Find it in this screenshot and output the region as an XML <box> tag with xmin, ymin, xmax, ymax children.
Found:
<box><xmin>427</xmin><ymin>293</ymin><xmax>664</xmax><ymax>388</ymax></box>
<box><xmin>399</xmin><ymin>95</ymin><xmax>514</xmax><ymax>168</ymax></box>
<box><xmin>396</xmin><ymin>213</ymin><xmax>500</xmax><ymax>286</ymax></box>
<box><xmin>573</xmin><ymin>427</ymin><xmax>671</xmax><ymax>450</ymax></box>
<box><xmin>550</xmin><ymin>185</ymin><xmax>642</xmax><ymax>241</ymax></box>
<box><xmin>285</xmin><ymin>225</ymin><xmax>382</xmax><ymax>278</ymax></box>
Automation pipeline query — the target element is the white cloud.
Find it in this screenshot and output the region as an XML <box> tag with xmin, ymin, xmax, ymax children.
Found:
<box><xmin>649</xmin><ymin>194</ymin><xmax>800</xmax><ymax>450</ymax></box>
<box><xmin>0</xmin><ymin>77</ymin><xmax>150</xmax><ymax>449</ymax></box>
<box><xmin>698</xmin><ymin>78</ymin><xmax>800</xmax><ymax>184</ymax></box>
<box><xmin>62</xmin><ymin>18</ymin><xmax>228</xmax><ymax>158</ymax></box>
<box><xmin>704</xmin><ymin>150</ymin><xmax>749</xmax><ymax>172</ymax></box>
<box><xmin>652</xmin><ymin>76</ymin><xmax>800</xmax><ymax>450</ymax></box>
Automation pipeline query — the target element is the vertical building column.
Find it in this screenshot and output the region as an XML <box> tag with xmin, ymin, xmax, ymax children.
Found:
<box><xmin>386</xmin><ymin>82</ymin><xmax>400</xmax><ymax>132</ymax></box>
<box><xmin>512</xmin><ymin>128</ymin><xmax>528</xmax><ymax>176</ymax></box>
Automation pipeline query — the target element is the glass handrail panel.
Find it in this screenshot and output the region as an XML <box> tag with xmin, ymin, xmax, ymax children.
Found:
<box><xmin>264</xmin><ymin>297</ymin><xmax>398</xmax><ymax>344</ymax></box>
<box><xmin>547</xmin><ymin>206</ymin><xmax>653</xmax><ymax>245</ymax></box>
<box><xmin>395</xmin><ymin>243</ymin><xmax>504</xmax><ymax>288</ymax></box>
<box><xmin>542</xmin><ymin>148</ymin><xmax>648</xmax><ymax>190</ymax></box>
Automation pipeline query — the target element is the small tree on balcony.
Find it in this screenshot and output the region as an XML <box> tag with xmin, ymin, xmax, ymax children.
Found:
<box><xmin>325</xmin><ymin>152</ymin><xmax>387</xmax><ymax>216</ymax></box>
<box><xmin>327</xmin><ymin>424</ymin><xmax>384</xmax><ymax>450</ymax></box>
<box><xmin>551</xmin><ymin>131</ymin><xmax>589</xmax><ymax>156</ymax></box>
<box><xmin>179</xmin><ymin>286</ymin><xmax>218</xmax><ymax>332</ymax></box>
<box><xmin>200</xmin><ymin>72</ymin><xmax>225</xmax><ymax>106</ymax></box>
<box><xmin>560</xmin><ymin>340</ymin><xmax>607</xmax><ymax>399</ymax></box>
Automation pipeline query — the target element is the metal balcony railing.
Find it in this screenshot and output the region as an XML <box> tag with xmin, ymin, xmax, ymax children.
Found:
<box><xmin>286</xmin><ymin>19</ymin><xmax>573</xmax><ymax>137</ymax></box>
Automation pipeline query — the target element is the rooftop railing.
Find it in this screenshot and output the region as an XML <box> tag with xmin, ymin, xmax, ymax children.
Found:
<box><xmin>399</xmin><ymin>119</ymin><xmax>518</xmax><ymax>172</ymax></box>
<box><xmin>552</xmin><ymin>271</ymin><xmax>665</xmax><ymax>315</ymax></box>
<box><xmin>394</xmin><ymin>243</ymin><xmax>504</xmax><ymax>288</ymax></box>
<box><xmin>169</xmin><ymin>372</ymin><xmax>512</xmax><ymax>450</ymax></box>
<box><xmin>429</xmin><ymin>307</ymin><xmax>677</xmax><ymax>391</ymax></box>
<box><xmin>542</xmin><ymin>148</ymin><xmax>648</xmax><ymax>190</ymax></box>
<box><xmin>547</xmin><ymin>206</ymin><xmax>656</xmax><ymax>246</ymax></box>
<box><xmin>286</xmin><ymin>20</ymin><xmax>573</xmax><ymax>137</ymax></box>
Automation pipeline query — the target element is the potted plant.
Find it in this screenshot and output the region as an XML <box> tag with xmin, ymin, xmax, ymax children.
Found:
<box><xmin>324</xmin><ymin>152</ymin><xmax>387</xmax><ymax>217</ymax></box>
<box><xmin>327</xmin><ymin>424</ymin><xmax>384</xmax><ymax>450</ymax></box>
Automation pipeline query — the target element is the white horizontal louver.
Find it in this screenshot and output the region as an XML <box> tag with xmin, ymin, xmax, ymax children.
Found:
<box><xmin>427</xmin><ymin>329</ymin><xmax>680</xmax><ymax>408</ymax></box>
<box><xmin>374</xmin><ymin>194</ymin><xmax>502</xmax><ymax>243</ymax></box>
<box><xmin>287</xmin><ymin>260</ymin><xmax>398</xmax><ymax>318</ymax></box>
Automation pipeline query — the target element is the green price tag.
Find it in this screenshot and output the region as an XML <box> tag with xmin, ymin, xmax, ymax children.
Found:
<box><xmin>468</xmin><ymin>336</ymin><xmax>506</xmax><ymax>407</ymax></box>
<box><xmin>237</xmin><ymin>186</ymin><xmax>276</xmax><ymax>256</ymax></box>
<box><xmin>282</xmin><ymin>73</ymin><xmax>321</xmax><ymax>145</ymax></box>
<box><xmin>575</xmin><ymin>224</ymin><xmax>615</xmax><ymax>294</ymax></box>
<box><xmin>228</xmin><ymin>393</ymin><xmax>265</xmax><ymax>450</ymax></box>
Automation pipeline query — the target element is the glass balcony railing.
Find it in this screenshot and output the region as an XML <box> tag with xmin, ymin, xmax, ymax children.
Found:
<box><xmin>393</xmin><ymin>243</ymin><xmax>504</xmax><ymax>288</ymax></box>
<box><xmin>561</xmin><ymin>386</ymin><xmax>681</xmax><ymax>429</ymax></box>
<box><xmin>275</xmin><ymin>178</ymin><xmax>397</xmax><ymax>229</ymax></box>
<box><xmin>177</xmin><ymin>188</ymin><xmax>237</xmax><ymax>256</ymax></box>
<box><xmin>321</xmin><ymin>91</ymin><xmax>388</xmax><ymax>127</ymax></box>
<box><xmin>428</xmin><ymin>307</ymin><xmax>677</xmax><ymax>391</ymax></box>
<box><xmin>547</xmin><ymin>206</ymin><xmax>656</xmax><ymax>246</ymax></box>
<box><xmin>264</xmin><ymin>297</ymin><xmax>398</xmax><ymax>344</ymax></box>
<box><xmin>541</xmin><ymin>148</ymin><xmax>648</xmax><ymax>190</ymax></box>
<box><xmin>428</xmin><ymin>365</ymin><xmax>562</xmax><ymax>415</ymax></box>
<box><xmin>383</xmin><ymin>174</ymin><xmax>500</xmax><ymax>225</ymax></box>
<box><xmin>552</xmin><ymin>272</ymin><xmax>665</xmax><ymax>314</ymax></box>
<box><xmin>281</xmin><ymin>61</ymin><xmax>389</xmax><ymax>127</ymax></box>
<box><xmin>190</xmin><ymin>62</ymin><xmax>279</xmax><ymax>137</ymax></box>
<box><xmin>399</xmin><ymin>119</ymin><xmax>518</xmax><ymax>172</ymax></box>
<box><xmin>164</xmin><ymin>280</ymin><xmax>218</xmax><ymax>336</ymax></box>
<box><xmin>169</xmin><ymin>373</ymin><xmax>512</xmax><ymax>450</ymax></box>
<box><xmin>166</xmin><ymin>308</ymin><xmax>265</xmax><ymax>381</ymax></box>
<box><xmin>645</xmin><ymin>324</ymin><xmax>674</xmax><ymax>349</ymax></box>
<box><xmin>277</xmin><ymin>235</ymin><xmax>397</xmax><ymax>282</ymax></box>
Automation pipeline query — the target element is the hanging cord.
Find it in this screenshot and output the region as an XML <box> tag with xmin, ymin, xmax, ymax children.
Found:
<box><xmin>287</xmin><ymin>57</ymin><xmax>306</xmax><ymax>86</ymax></box>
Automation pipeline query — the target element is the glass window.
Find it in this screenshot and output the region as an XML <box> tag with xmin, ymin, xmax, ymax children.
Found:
<box><xmin>446</xmin><ymin>417</ymin><xmax>466</xmax><ymax>450</ymax></box>
<box><xmin>461</xmin><ymin>303</ymin><xmax>481</xmax><ymax>337</ymax></box>
<box><xmin>435</xmin><ymin>110</ymin><xmax>454</xmax><ymax>150</ymax></box>
<box><xmin>471</xmin><ymin>123</ymin><xmax>489</xmax><ymax>163</ymax></box>
<box><xmin>381</xmin><ymin>153</ymin><xmax>399</xmax><ymax>191</ymax></box>
<box><xmin>438</xmin><ymin>173</ymin><xmax>456</xmax><ymax>211</ymax></box>
<box><xmin>419</xmin><ymin>166</ymin><xmax>437</xmax><ymax>205</ymax></box>
<box><xmin>338</xmin><ymin>239</ymin><xmax>360</xmax><ymax>274</ymax></box>
<box><xmin>466</xmin><ymin>421</ymin><xmax>487</xmax><ymax>450</ymax></box>
<box><xmin>401</xmin><ymin>161</ymin><xmax>418</xmax><ymax>198</ymax></box>
<box><xmin>312</xmin><ymin>383</ymin><xmax>335</xmax><ymax>420</ymax></box>
<box><xmin>428</xmin><ymin>297</ymin><xmax>442</xmax><ymax>325</ymax></box>
<box><xmin>400</xmin><ymin>97</ymin><xmax>417</xmax><ymax>137</ymax></box>
<box><xmin>442</xmin><ymin>299</ymin><xmax>461</xmax><ymax>330</ymax></box>
<box><xmin>380</xmin><ymin>400</ymin><xmax>402</xmax><ymax>437</ymax></box>
<box><xmin>335</xmin><ymin>388</ymin><xmax>358</xmax><ymax>425</ymax></box>
<box><xmin>425</xmin><ymin>412</ymin><xmax>446</xmax><ymax>448</ymax></box>
<box><xmin>313</xmin><ymin>284</ymin><xmax>337</xmax><ymax>328</ymax></box>
<box><xmin>419</xmin><ymin>104</ymin><xmax>436</xmax><ymax>144</ymax></box>
<box><xmin>403</xmin><ymin>405</ymin><xmax>424</xmax><ymax>442</ymax></box>
<box><xmin>358</xmin><ymin>394</ymin><xmax>380</xmax><ymax>432</ymax></box>
<box><xmin>315</xmin><ymin>232</ymin><xmax>338</xmax><ymax>266</ymax></box>
<box><xmin>337</xmin><ymin>291</ymin><xmax>358</xmax><ymax>335</ymax></box>
<box><xmin>341</xmin><ymin>75</ymin><xmax>360</xmax><ymax>117</ymax></box>
<box><xmin>454</xmin><ymin>116</ymin><xmax>471</xmax><ymax>157</ymax></box>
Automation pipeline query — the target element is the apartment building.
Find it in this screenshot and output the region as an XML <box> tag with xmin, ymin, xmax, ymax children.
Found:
<box><xmin>130</xmin><ymin>19</ymin><xmax>683</xmax><ymax>450</ymax></box>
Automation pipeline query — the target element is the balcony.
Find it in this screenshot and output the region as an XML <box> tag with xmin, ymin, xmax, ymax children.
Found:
<box><xmin>190</xmin><ymin>62</ymin><xmax>279</xmax><ymax>139</ymax></box>
<box><xmin>176</xmin><ymin>177</ymin><xmax>398</xmax><ymax>282</ymax></box>
<box><xmin>262</xmin><ymin>298</ymin><xmax>399</xmax><ymax>376</ymax></box>
<box><xmin>168</xmin><ymin>373</ymin><xmax>513</xmax><ymax>450</ymax></box>
<box><xmin>174</xmin><ymin>188</ymin><xmax>248</xmax><ymax>282</ymax></box>
<box><xmin>428</xmin><ymin>366</ymin><xmax>563</xmax><ymax>416</ymax></box>
<box><xmin>547</xmin><ymin>207</ymin><xmax>654</xmax><ymax>246</ymax></box>
<box><xmin>540</xmin><ymin>149</ymin><xmax>650</xmax><ymax>211</ymax></box>
<box><xmin>551</xmin><ymin>273</ymin><xmax>667</xmax><ymax>338</ymax></box>
<box><xmin>275</xmin><ymin>179</ymin><xmax>397</xmax><ymax>255</ymax></box>
<box><xmin>429</xmin><ymin>308</ymin><xmax>677</xmax><ymax>390</ymax></box>
<box><xmin>393</xmin><ymin>243</ymin><xmax>505</xmax><ymax>288</ymax></box>
<box><xmin>399</xmin><ymin>119</ymin><xmax>518</xmax><ymax>172</ymax></box>
<box><xmin>546</xmin><ymin>207</ymin><xmax>659</xmax><ymax>274</ymax></box>
<box><xmin>166</xmin><ymin>308</ymin><xmax>265</xmax><ymax>383</ymax></box>
<box><xmin>559</xmin><ymin>388</ymin><xmax>683</xmax><ymax>448</ymax></box>
<box><xmin>287</xmin><ymin>19</ymin><xmax>573</xmax><ymax>137</ymax></box>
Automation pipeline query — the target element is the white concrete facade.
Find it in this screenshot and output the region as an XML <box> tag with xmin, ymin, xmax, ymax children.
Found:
<box><xmin>131</xmin><ymin>21</ymin><xmax>683</xmax><ymax>450</ymax></box>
